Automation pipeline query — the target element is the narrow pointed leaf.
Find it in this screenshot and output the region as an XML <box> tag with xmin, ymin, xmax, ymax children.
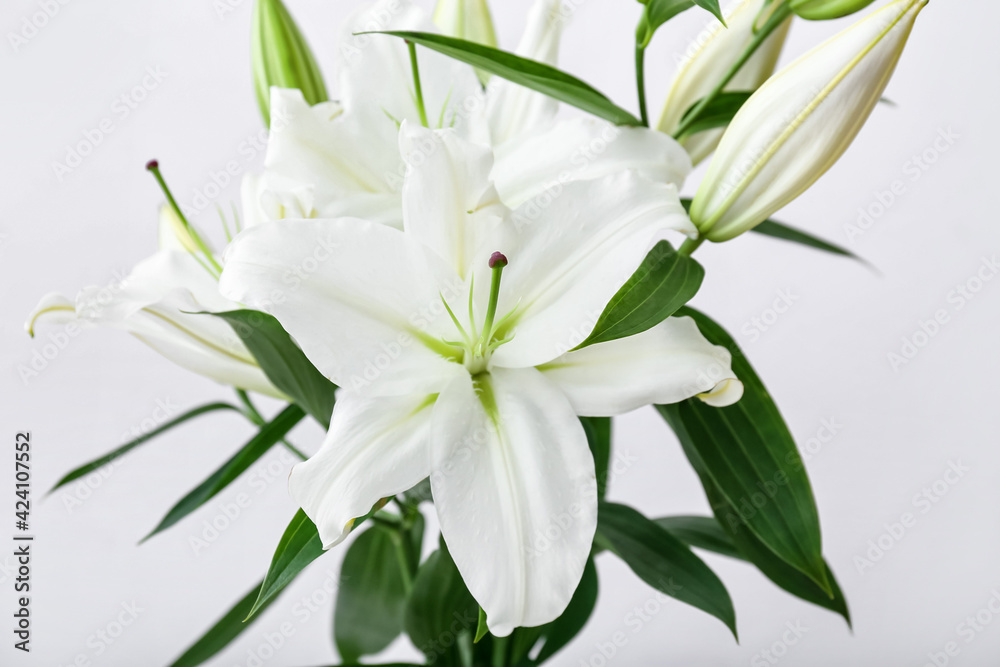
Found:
<box><xmin>576</xmin><ymin>241</ymin><xmax>704</xmax><ymax>349</ymax></box>
<box><xmin>751</xmin><ymin>220</ymin><xmax>868</xmax><ymax>264</ymax></box>
<box><xmin>655</xmin><ymin>516</ymin><xmax>743</xmax><ymax>560</ymax></box>
<box><xmin>49</xmin><ymin>402</ymin><xmax>241</xmax><ymax>493</ymax></box>
<box><xmin>213</xmin><ymin>310</ymin><xmax>337</xmax><ymax>428</ymax></box>
<box><xmin>637</xmin><ymin>0</ymin><xmax>725</xmax><ymax>48</ymax></box>
<box><xmin>168</xmin><ymin>579</ymin><xmax>280</xmax><ymax>667</ymax></box>
<box><xmin>335</xmin><ymin>526</ymin><xmax>412</xmax><ymax>661</ymax></box>
<box><xmin>694</xmin><ymin>478</ymin><xmax>852</xmax><ymax>624</ymax></box>
<box><xmin>366</xmin><ymin>31</ymin><xmax>642</xmax><ymax>126</ymax></box>
<box><xmin>142</xmin><ymin>404</ymin><xmax>305</xmax><ymax>542</ymax></box>
<box><xmin>597</xmin><ymin>502</ymin><xmax>737</xmax><ymax>638</ymax></box>
<box><xmin>247</xmin><ymin>509</ymin><xmax>325</xmax><ymax>620</ymax></box>
<box><xmin>474</xmin><ymin>607</ymin><xmax>489</xmax><ymax>643</ymax></box>
<box><xmin>656</xmin><ymin>307</ymin><xmax>830</xmax><ymax>593</ymax></box>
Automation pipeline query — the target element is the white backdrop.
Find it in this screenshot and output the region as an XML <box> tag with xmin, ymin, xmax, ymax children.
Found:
<box><xmin>2</xmin><ymin>0</ymin><xmax>998</xmax><ymax>665</ymax></box>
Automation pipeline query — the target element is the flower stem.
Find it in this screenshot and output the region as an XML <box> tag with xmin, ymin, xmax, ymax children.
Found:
<box><xmin>678</xmin><ymin>236</ymin><xmax>705</xmax><ymax>256</ymax></box>
<box><xmin>236</xmin><ymin>389</ymin><xmax>308</xmax><ymax>460</ymax></box>
<box><xmin>635</xmin><ymin>45</ymin><xmax>649</xmax><ymax>127</ymax></box>
<box><xmin>407</xmin><ymin>41</ymin><xmax>430</xmax><ymax>128</ymax></box>
<box><xmin>672</xmin><ymin>2</ymin><xmax>793</xmax><ymax>139</ymax></box>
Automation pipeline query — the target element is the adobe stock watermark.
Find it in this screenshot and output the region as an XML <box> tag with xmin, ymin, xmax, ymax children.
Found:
<box><xmin>853</xmin><ymin>459</ymin><xmax>969</xmax><ymax>575</ymax></box>
<box><xmin>51</xmin><ymin>66</ymin><xmax>169</xmax><ymax>182</ymax></box>
<box><xmin>843</xmin><ymin>126</ymin><xmax>960</xmax><ymax>244</ymax></box>
<box><xmin>887</xmin><ymin>255</ymin><xmax>999</xmax><ymax>372</ymax></box>
<box><xmin>919</xmin><ymin>588</ymin><xmax>1000</xmax><ymax>667</ymax></box>
<box><xmin>750</xmin><ymin>621</ymin><xmax>809</xmax><ymax>666</ymax></box>
<box><xmin>8</xmin><ymin>0</ymin><xmax>74</xmax><ymax>53</ymax></box>
<box><xmin>55</xmin><ymin>601</ymin><xmax>144</xmax><ymax>667</ymax></box>
<box><xmin>740</xmin><ymin>287</ymin><xmax>799</xmax><ymax>343</ymax></box>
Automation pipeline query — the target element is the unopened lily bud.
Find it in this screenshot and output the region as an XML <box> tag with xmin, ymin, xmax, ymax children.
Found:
<box><xmin>791</xmin><ymin>0</ymin><xmax>877</xmax><ymax>20</ymax></box>
<box><xmin>251</xmin><ymin>0</ymin><xmax>328</xmax><ymax>127</ymax></box>
<box><xmin>657</xmin><ymin>0</ymin><xmax>792</xmax><ymax>166</ymax></box>
<box><xmin>433</xmin><ymin>0</ymin><xmax>498</xmax><ymax>47</ymax></box>
<box><xmin>690</xmin><ymin>0</ymin><xmax>927</xmax><ymax>243</ymax></box>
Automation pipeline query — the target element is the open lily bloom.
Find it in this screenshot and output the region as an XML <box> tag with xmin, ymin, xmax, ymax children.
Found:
<box><xmin>243</xmin><ymin>0</ymin><xmax>692</xmax><ymax>227</ymax></box>
<box><xmin>221</xmin><ymin>124</ymin><xmax>742</xmax><ymax>634</ymax></box>
<box><xmin>26</xmin><ymin>207</ymin><xmax>282</xmax><ymax>398</ymax></box>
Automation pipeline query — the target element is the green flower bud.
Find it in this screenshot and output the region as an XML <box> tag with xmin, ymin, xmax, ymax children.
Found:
<box><xmin>251</xmin><ymin>0</ymin><xmax>328</xmax><ymax>127</ymax></box>
<box><xmin>433</xmin><ymin>0</ymin><xmax>498</xmax><ymax>47</ymax></box>
<box><xmin>791</xmin><ymin>0</ymin><xmax>877</xmax><ymax>20</ymax></box>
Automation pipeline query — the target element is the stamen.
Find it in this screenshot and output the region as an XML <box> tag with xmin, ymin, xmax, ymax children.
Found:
<box><xmin>146</xmin><ymin>160</ymin><xmax>223</xmax><ymax>276</ymax></box>
<box><xmin>478</xmin><ymin>252</ymin><xmax>508</xmax><ymax>354</ymax></box>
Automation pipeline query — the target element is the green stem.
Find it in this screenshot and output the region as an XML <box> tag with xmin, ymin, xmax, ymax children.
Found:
<box><xmin>672</xmin><ymin>2</ymin><xmax>793</xmax><ymax>139</ymax></box>
<box><xmin>407</xmin><ymin>41</ymin><xmax>430</xmax><ymax>128</ymax></box>
<box><xmin>491</xmin><ymin>635</ymin><xmax>509</xmax><ymax>667</ymax></box>
<box><xmin>235</xmin><ymin>389</ymin><xmax>308</xmax><ymax>460</ymax></box>
<box><xmin>635</xmin><ymin>45</ymin><xmax>649</xmax><ymax>127</ymax></box>
<box><xmin>679</xmin><ymin>235</ymin><xmax>705</xmax><ymax>256</ymax></box>
<box><xmin>390</xmin><ymin>531</ymin><xmax>414</xmax><ymax>594</ymax></box>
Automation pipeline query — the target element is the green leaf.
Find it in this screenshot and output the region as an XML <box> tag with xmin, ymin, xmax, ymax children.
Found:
<box><xmin>532</xmin><ymin>558</ymin><xmax>599</xmax><ymax>665</ymax></box>
<box><xmin>657</xmin><ymin>514</ymin><xmax>850</xmax><ymax>624</ymax></box>
<box><xmin>141</xmin><ymin>404</ymin><xmax>305</xmax><ymax>542</ymax></box>
<box><xmin>576</xmin><ymin>241</ymin><xmax>704</xmax><ymax>349</ymax></box>
<box><xmin>654</xmin><ymin>516</ymin><xmax>744</xmax><ymax>560</ymax></box>
<box><xmin>656</xmin><ymin>307</ymin><xmax>831</xmax><ymax>594</ymax></box>
<box><xmin>367</xmin><ymin>31</ymin><xmax>642</xmax><ymax>127</ymax></box>
<box><xmin>213</xmin><ymin>310</ymin><xmax>337</xmax><ymax>428</ymax></box>
<box><xmin>247</xmin><ymin>509</ymin><xmax>325</xmax><ymax>620</ymax></box>
<box><xmin>335</xmin><ymin>525</ymin><xmax>412</xmax><ymax>662</ymax></box>
<box><xmin>676</xmin><ymin>91</ymin><xmax>753</xmax><ymax>139</ymax></box>
<box><xmin>405</xmin><ymin>544</ymin><xmax>479</xmax><ymax>664</ymax></box>
<box><xmin>49</xmin><ymin>402</ymin><xmax>241</xmax><ymax>493</ymax></box>
<box><xmin>168</xmin><ymin>579</ymin><xmax>280</xmax><ymax>667</ymax></box>
<box><xmin>581</xmin><ymin>417</ymin><xmax>611</xmax><ymax>499</ymax></box>
<box><xmin>751</xmin><ymin>219</ymin><xmax>869</xmax><ymax>264</ymax></box>
<box><xmin>474</xmin><ymin>607</ymin><xmax>490</xmax><ymax>643</ymax></box>
<box><xmin>637</xmin><ymin>0</ymin><xmax>725</xmax><ymax>48</ymax></box>
<box><xmin>597</xmin><ymin>502</ymin><xmax>737</xmax><ymax>638</ymax></box>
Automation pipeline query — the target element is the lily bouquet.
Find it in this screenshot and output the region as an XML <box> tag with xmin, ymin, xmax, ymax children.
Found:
<box><xmin>28</xmin><ymin>0</ymin><xmax>927</xmax><ymax>663</ymax></box>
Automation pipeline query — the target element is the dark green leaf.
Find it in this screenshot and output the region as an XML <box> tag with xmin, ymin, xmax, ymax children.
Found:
<box><xmin>597</xmin><ymin>502</ymin><xmax>737</xmax><ymax>638</ymax></box>
<box><xmin>637</xmin><ymin>0</ymin><xmax>725</xmax><ymax>48</ymax></box>
<box><xmin>168</xmin><ymin>579</ymin><xmax>279</xmax><ymax>667</ymax></box>
<box><xmin>581</xmin><ymin>417</ymin><xmax>611</xmax><ymax>499</ymax></box>
<box><xmin>751</xmin><ymin>220</ymin><xmax>869</xmax><ymax>264</ymax></box>
<box><xmin>405</xmin><ymin>544</ymin><xmax>479</xmax><ymax>664</ymax></box>
<box><xmin>213</xmin><ymin>310</ymin><xmax>337</xmax><ymax>428</ymax></box>
<box><xmin>367</xmin><ymin>31</ymin><xmax>641</xmax><ymax>126</ymax></box>
<box><xmin>676</xmin><ymin>91</ymin><xmax>753</xmax><ymax>139</ymax></box>
<box><xmin>532</xmin><ymin>558</ymin><xmax>599</xmax><ymax>665</ymax></box>
<box><xmin>474</xmin><ymin>607</ymin><xmax>489</xmax><ymax>643</ymax></box>
<box><xmin>141</xmin><ymin>404</ymin><xmax>305</xmax><ymax>542</ymax></box>
<box><xmin>247</xmin><ymin>510</ymin><xmax>325</xmax><ymax>620</ymax></box>
<box><xmin>576</xmin><ymin>241</ymin><xmax>704</xmax><ymax>349</ymax></box>
<box><xmin>656</xmin><ymin>307</ymin><xmax>831</xmax><ymax>593</ymax></box>
<box><xmin>654</xmin><ymin>515</ymin><xmax>744</xmax><ymax>560</ymax></box>
<box><xmin>335</xmin><ymin>525</ymin><xmax>412</xmax><ymax>661</ymax></box>
<box><xmin>49</xmin><ymin>402</ymin><xmax>241</xmax><ymax>493</ymax></box>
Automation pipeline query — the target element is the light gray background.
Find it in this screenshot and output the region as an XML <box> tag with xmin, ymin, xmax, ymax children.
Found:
<box><xmin>2</xmin><ymin>0</ymin><xmax>997</xmax><ymax>665</ymax></box>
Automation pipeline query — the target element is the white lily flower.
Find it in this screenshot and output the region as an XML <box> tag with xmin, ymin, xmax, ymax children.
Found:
<box><xmin>689</xmin><ymin>0</ymin><xmax>927</xmax><ymax>242</ymax></box>
<box><xmin>26</xmin><ymin>205</ymin><xmax>282</xmax><ymax>398</ymax></box>
<box><xmin>220</xmin><ymin>124</ymin><xmax>741</xmax><ymax>635</ymax></box>
<box><xmin>245</xmin><ymin>0</ymin><xmax>692</xmax><ymax>227</ymax></box>
<box><xmin>656</xmin><ymin>0</ymin><xmax>793</xmax><ymax>165</ymax></box>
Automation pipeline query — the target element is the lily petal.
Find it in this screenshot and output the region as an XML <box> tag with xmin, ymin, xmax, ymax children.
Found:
<box><xmin>290</xmin><ymin>390</ymin><xmax>438</xmax><ymax>548</ymax></box>
<box><xmin>430</xmin><ymin>367</ymin><xmax>596</xmax><ymax>636</ymax></box>
<box><xmin>492</xmin><ymin>171</ymin><xmax>695</xmax><ymax>369</ymax></box>
<box><xmin>400</xmin><ymin>123</ymin><xmax>507</xmax><ymax>278</ymax></box>
<box><xmin>486</xmin><ymin>0</ymin><xmax>567</xmax><ymax>145</ymax></box>
<box><xmin>539</xmin><ymin>317</ymin><xmax>743</xmax><ymax>416</ymax></box>
<box><xmin>220</xmin><ymin>218</ymin><xmax>461</xmax><ymax>396</ymax></box>
<box><xmin>492</xmin><ymin>118</ymin><xmax>692</xmax><ymax>208</ymax></box>
<box><xmin>25</xmin><ymin>293</ymin><xmax>77</xmax><ymax>336</ymax></box>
